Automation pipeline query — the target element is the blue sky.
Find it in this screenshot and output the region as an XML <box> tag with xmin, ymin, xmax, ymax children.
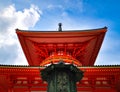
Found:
<box><xmin>0</xmin><ymin>0</ymin><xmax>120</xmax><ymax>65</ymax></box>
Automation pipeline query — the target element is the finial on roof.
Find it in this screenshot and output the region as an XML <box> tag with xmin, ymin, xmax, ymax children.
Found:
<box><xmin>58</xmin><ymin>23</ymin><xmax>62</xmax><ymax>31</ymax></box>
<box><xmin>104</xmin><ymin>26</ymin><xmax>107</xmax><ymax>29</ymax></box>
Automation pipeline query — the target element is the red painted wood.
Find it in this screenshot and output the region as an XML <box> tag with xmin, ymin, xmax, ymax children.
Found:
<box><xmin>2</xmin><ymin>27</ymin><xmax>119</xmax><ymax>92</ymax></box>
<box><xmin>16</xmin><ymin>28</ymin><xmax>107</xmax><ymax>66</ymax></box>
<box><xmin>0</xmin><ymin>65</ymin><xmax>119</xmax><ymax>92</ymax></box>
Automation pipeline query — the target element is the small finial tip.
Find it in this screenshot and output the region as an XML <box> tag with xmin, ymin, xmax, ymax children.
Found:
<box><xmin>58</xmin><ymin>23</ymin><xmax>62</xmax><ymax>26</ymax></box>
<box><xmin>58</xmin><ymin>23</ymin><xmax>62</xmax><ymax>31</ymax></box>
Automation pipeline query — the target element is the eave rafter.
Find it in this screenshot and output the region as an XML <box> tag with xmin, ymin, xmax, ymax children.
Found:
<box><xmin>73</xmin><ymin>42</ymin><xmax>88</xmax><ymax>57</ymax></box>
<box><xmin>34</xmin><ymin>43</ymin><xmax>48</xmax><ymax>58</ymax></box>
<box><xmin>33</xmin><ymin>42</ymin><xmax>88</xmax><ymax>66</ymax></box>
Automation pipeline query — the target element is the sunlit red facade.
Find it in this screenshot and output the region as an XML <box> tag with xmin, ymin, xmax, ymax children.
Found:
<box><xmin>0</xmin><ymin>27</ymin><xmax>120</xmax><ymax>92</ymax></box>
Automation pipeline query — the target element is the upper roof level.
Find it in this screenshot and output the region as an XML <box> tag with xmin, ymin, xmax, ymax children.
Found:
<box><xmin>16</xmin><ymin>27</ymin><xmax>107</xmax><ymax>66</ymax></box>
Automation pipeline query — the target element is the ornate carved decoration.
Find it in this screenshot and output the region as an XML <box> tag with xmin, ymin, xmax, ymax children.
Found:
<box><xmin>33</xmin><ymin>41</ymin><xmax>90</xmax><ymax>66</ymax></box>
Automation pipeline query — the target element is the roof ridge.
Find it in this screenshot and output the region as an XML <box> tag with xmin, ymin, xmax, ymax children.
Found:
<box><xmin>0</xmin><ymin>64</ymin><xmax>120</xmax><ymax>67</ymax></box>
<box><xmin>16</xmin><ymin>26</ymin><xmax>107</xmax><ymax>32</ymax></box>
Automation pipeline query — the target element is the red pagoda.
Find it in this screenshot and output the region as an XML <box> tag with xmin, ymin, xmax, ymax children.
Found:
<box><xmin>0</xmin><ymin>24</ymin><xmax>120</xmax><ymax>92</ymax></box>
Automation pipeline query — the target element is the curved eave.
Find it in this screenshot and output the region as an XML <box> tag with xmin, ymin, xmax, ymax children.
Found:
<box><xmin>16</xmin><ymin>27</ymin><xmax>107</xmax><ymax>37</ymax></box>
<box><xmin>16</xmin><ymin>27</ymin><xmax>107</xmax><ymax>66</ymax></box>
<box><xmin>16</xmin><ymin>27</ymin><xmax>107</xmax><ymax>32</ymax></box>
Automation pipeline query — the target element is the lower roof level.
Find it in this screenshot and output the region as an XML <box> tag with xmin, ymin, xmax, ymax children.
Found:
<box><xmin>0</xmin><ymin>64</ymin><xmax>120</xmax><ymax>92</ymax></box>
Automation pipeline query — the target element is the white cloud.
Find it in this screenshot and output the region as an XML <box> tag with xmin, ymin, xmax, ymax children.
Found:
<box><xmin>0</xmin><ymin>4</ymin><xmax>42</xmax><ymax>65</ymax></box>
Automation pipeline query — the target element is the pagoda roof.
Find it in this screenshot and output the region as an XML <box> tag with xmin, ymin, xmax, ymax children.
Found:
<box><xmin>16</xmin><ymin>27</ymin><xmax>107</xmax><ymax>66</ymax></box>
